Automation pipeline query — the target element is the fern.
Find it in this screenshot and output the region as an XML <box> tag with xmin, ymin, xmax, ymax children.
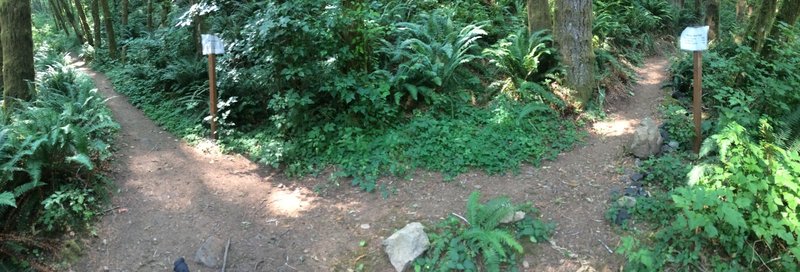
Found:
<box><xmin>777</xmin><ymin>107</ymin><xmax>800</xmax><ymax>153</ymax></box>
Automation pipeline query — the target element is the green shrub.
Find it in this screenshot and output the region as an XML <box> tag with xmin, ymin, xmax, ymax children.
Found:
<box><xmin>414</xmin><ymin>192</ymin><xmax>554</xmax><ymax>271</ymax></box>
<box><xmin>660</xmin><ymin>104</ymin><xmax>694</xmax><ymax>148</ymax></box>
<box><xmin>640</xmin><ymin>153</ymin><xmax>692</xmax><ymax>190</ymax></box>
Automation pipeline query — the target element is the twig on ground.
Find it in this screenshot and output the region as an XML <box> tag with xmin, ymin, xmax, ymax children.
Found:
<box><xmin>222</xmin><ymin>238</ymin><xmax>231</xmax><ymax>272</ymax></box>
<box><xmin>451</xmin><ymin>213</ymin><xmax>470</xmax><ymax>225</ymax></box>
<box><xmin>597</xmin><ymin>239</ymin><xmax>613</xmax><ymax>254</ymax></box>
<box><xmin>101</xmin><ymin>206</ymin><xmax>121</xmax><ymax>215</ymax></box>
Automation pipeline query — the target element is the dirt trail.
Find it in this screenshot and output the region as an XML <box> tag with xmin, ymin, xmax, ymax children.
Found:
<box><xmin>73</xmin><ymin>57</ymin><xmax>669</xmax><ymax>272</ymax></box>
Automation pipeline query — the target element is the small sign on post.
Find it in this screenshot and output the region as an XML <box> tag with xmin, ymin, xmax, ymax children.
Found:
<box><xmin>201</xmin><ymin>34</ymin><xmax>225</xmax><ymax>140</ymax></box>
<box><xmin>679</xmin><ymin>26</ymin><xmax>709</xmax><ymax>154</ymax></box>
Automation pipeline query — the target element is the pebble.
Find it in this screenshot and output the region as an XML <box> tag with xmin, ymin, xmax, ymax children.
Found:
<box><xmin>360</xmin><ymin>224</ymin><xmax>370</xmax><ymax>229</ymax></box>
<box><xmin>523</xmin><ymin>260</ymin><xmax>530</xmax><ymax>268</ymax></box>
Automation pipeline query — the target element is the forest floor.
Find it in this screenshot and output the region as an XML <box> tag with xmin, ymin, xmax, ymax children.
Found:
<box><xmin>72</xmin><ymin>56</ymin><xmax>669</xmax><ymax>272</ymax></box>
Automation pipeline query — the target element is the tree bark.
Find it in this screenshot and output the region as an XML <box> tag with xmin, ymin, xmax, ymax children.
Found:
<box><xmin>73</xmin><ymin>0</ymin><xmax>93</xmax><ymax>45</ymax></box>
<box><xmin>100</xmin><ymin>0</ymin><xmax>116</xmax><ymax>58</ymax></box>
<box><xmin>90</xmin><ymin>0</ymin><xmax>101</xmax><ymax>47</ymax></box>
<box><xmin>1</xmin><ymin>0</ymin><xmax>36</xmax><ymax>110</ymax></box>
<box><xmin>555</xmin><ymin>0</ymin><xmax>595</xmax><ymax>109</ymax></box>
<box><xmin>746</xmin><ymin>0</ymin><xmax>778</xmax><ymax>53</ymax></box>
<box><xmin>58</xmin><ymin>0</ymin><xmax>85</xmax><ymax>44</ymax></box>
<box><xmin>527</xmin><ymin>0</ymin><xmax>551</xmax><ymax>33</ymax></box>
<box><xmin>48</xmin><ymin>0</ymin><xmax>70</xmax><ymax>35</ymax></box>
<box><xmin>121</xmin><ymin>0</ymin><xmax>128</xmax><ymax>26</ymax></box>
<box><xmin>705</xmin><ymin>0</ymin><xmax>720</xmax><ymax>41</ymax></box>
<box><xmin>775</xmin><ymin>0</ymin><xmax>800</xmax><ymax>26</ymax></box>
<box><xmin>147</xmin><ymin>0</ymin><xmax>154</xmax><ymax>32</ymax></box>
<box><xmin>160</xmin><ymin>0</ymin><xmax>171</xmax><ymax>27</ymax></box>
<box><xmin>735</xmin><ymin>0</ymin><xmax>749</xmax><ymax>23</ymax></box>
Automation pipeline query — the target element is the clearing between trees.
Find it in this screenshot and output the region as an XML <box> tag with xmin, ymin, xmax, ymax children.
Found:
<box><xmin>73</xmin><ymin>55</ymin><xmax>669</xmax><ymax>271</ymax></box>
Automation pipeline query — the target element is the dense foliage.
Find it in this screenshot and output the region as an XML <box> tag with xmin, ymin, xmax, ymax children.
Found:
<box><xmin>0</xmin><ymin>56</ymin><xmax>118</xmax><ymax>268</ymax></box>
<box><xmin>615</xmin><ymin>2</ymin><xmax>800</xmax><ymax>270</ymax></box>
<box><xmin>88</xmin><ymin>0</ymin><xmax>601</xmax><ymax>193</ymax></box>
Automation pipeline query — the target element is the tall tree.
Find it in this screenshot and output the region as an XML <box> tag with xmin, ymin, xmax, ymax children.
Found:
<box><xmin>147</xmin><ymin>0</ymin><xmax>154</xmax><ymax>32</ymax></box>
<box><xmin>73</xmin><ymin>0</ymin><xmax>93</xmax><ymax>45</ymax></box>
<box><xmin>746</xmin><ymin>0</ymin><xmax>778</xmax><ymax>53</ymax></box>
<box><xmin>100</xmin><ymin>0</ymin><xmax>116</xmax><ymax>58</ymax></box>
<box><xmin>1</xmin><ymin>0</ymin><xmax>36</xmax><ymax>110</ymax></box>
<box><xmin>48</xmin><ymin>0</ymin><xmax>70</xmax><ymax>35</ymax></box>
<box><xmin>775</xmin><ymin>0</ymin><xmax>799</xmax><ymax>27</ymax></box>
<box><xmin>58</xmin><ymin>0</ymin><xmax>85</xmax><ymax>43</ymax></box>
<box><xmin>555</xmin><ymin>0</ymin><xmax>595</xmax><ymax>108</ymax></box>
<box><xmin>90</xmin><ymin>0</ymin><xmax>101</xmax><ymax>47</ymax></box>
<box><xmin>527</xmin><ymin>0</ymin><xmax>551</xmax><ymax>33</ymax></box>
<box><xmin>160</xmin><ymin>0</ymin><xmax>171</xmax><ymax>27</ymax></box>
<box><xmin>735</xmin><ymin>0</ymin><xmax>750</xmax><ymax>23</ymax></box>
<box><xmin>705</xmin><ymin>0</ymin><xmax>720</xmax><ymax>41</ymax></box>
<box><xmin>121</xmin><ymin>0</ymin><xmax>128</xmax><ymax>26</ymax></box>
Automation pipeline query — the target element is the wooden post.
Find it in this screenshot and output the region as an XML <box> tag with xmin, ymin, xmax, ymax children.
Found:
<box><xmin>208</xmin><ymin>54</ymin><xmax>218</xmax><ymax>140</ymax></box>
<box><xmin>692</xmin><ymin>51</ymin><xmax>702</xmax><ymax>153</ymax></box>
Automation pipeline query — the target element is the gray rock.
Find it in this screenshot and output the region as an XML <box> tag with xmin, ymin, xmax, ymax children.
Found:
<box><xmin>500</xmin><ymin>211</ymin><xmax>526</xmax><ymax>224</ymax></box>
<box><xmin>383</xmin><ymin>222</ymin><xmax>430</xmax><ymax>272</ymax></box>
<box><xmin>668</xmin><ymin>140</ymin><xmax>680</xmax><ymax>148</ymax></box>
<box><xmin>195</xmin><ymin>236</ymin><xmax>225</xmax><ymax>268</ymax></box>
<box><xmin>630</xmin><ymin>118</ymin><xmax>663</xmax><ymax>158</ymax></box>
<box><xmin>616</xmin><ymin>196</ymin><xmax>637</xmax><ymax>208</ymax></box>
<box><xmin>630</xmin><ymin>173</ymin><xmax>644</xmax><ymax>182</ymax></box>
<box><xmin>614</xmin><ymin>208</ymin><xmax>630</xmax><ymax>225</ymax></box>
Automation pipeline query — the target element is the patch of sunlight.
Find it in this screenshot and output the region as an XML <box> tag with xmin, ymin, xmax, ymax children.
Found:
<box><xmin>592</xmin><ymin>118</ymin><xmax>637</xmax><ymax>137</ymax></box>
<box><xmin>267</xmin><ymin>188</ymin><xmax>317</xmax><ymax>217</ymax></box>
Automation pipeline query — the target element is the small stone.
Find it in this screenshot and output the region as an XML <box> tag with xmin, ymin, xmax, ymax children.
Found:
<box><xmin>668</xmin><ymin>140</ymin><xmax>680</xmax><ymax>148</ymax></box>
<box><xmin>630</xmin><ymin>173</ymin><xmax>644</xmax><ymax>182</ymax></box>
<box><xmin>616</xmin><ymin>196</ymin><xmax>637</xmax><ymax>208</ymax></box>
<box><xmin>624</xmin><ymin>186</ymin><xmax>645</xmax><ymax>197</ymax></box>
<box><xmin>500</xmin><ymin>211</ymin><xmax>526</xmax><ymax>224</ymax></box>
<box><xmin>102</xmin><ymin>266</ymin><xmax>110</xmax><ymax>271</ymax></box>
<box><xmin>195</xmin><ymin>236</ymin><xmax>226</xmax><ymax>268</ymax></box>
<box><xmin>383</xmin><ymin>222</ymin><xmax>430</xmax><ymax>272</ymax></box>
<box><xmin>360</xmin><ymin>224</ymin><xmax>371</xmax><ymax>229</ymax></box>
<box><xmin>523</xmin><ymin>260</ymin><xmax>530</xmax><ymax>268</ymax></box>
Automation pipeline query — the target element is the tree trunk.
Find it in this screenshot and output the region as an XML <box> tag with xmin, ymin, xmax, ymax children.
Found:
<box><xmin>746</xmin><ymin>0</ymin><xmax>778</xmax><ymax>52</ymax></box>
<box><xmin>90</xmin><ymin>0</ymin><xmax>101</xmax><ymax>47</ymax></box>
<box><xmin>73</xmin><ymin>0</ymin><xmax>93</xmax><ymax>45</ymax></box>
<box><xmin>705</xmin><ymin>0</ymin><xmax>720</xmax><ymax>41</ymax></box>
<box><xmin>775</xmin><ymin>0</ymin><xmax>800</xmax><ymax>26</ymax></box>
<box><xmin>48</xmin><ymin>0</ymin><xmax>70</xmax><ymax>35</ymax></box>
<box><xmin>555</xmin><ymin>0</ymin><xmax>595</xmax><ymax>109</ymax></box>
<box><xmin>1</xmin><ymin>0</ymin><xmax>36</xmax><ymax>110</ymax></box>
<box><xmin>58</xmin><ymin>0</ymin><xmax>85</xmax><ymax>44</ymax></box>
<box><xmin>160</xmin><ymin>0</ymin><xmax>170</xmax><ymax>27</ymax></box>
<box><xmin>527</xmin><ymin>0</ymin><xmax>551</xmax><ymax>33</ymax></box>
<box><xmin>100</xmin><ymin>0</ymin><xmax>116</xmax><ymax>58</ymax></box>
<box><xmin>0</xmin><ymin>21</ymin><xmax>3</xmax><ymax>88</ymax></box>
<box><xmin>147</xmin><ymin>0</ymin><xmax>154</xmax><ymax>32</ymax></box>
<box><xmin>735</xmin><ymin>0</ymin><xmax>749</xmax><ymax>23</ymax></box>
<box><xmin>121</xmin><ymin>0</ymin><xmax>128</xmax><ymax>26</ymax></box>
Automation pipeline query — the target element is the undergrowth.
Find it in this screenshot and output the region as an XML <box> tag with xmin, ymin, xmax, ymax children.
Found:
<box><xmin>413</xmin><ymin>191</ymin><xmax>554</xmax><ymax>271</ymax></box>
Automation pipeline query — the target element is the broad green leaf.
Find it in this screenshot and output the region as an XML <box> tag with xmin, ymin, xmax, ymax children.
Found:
<box><xmin>66</xmin><ymin>153</ymin><xmax>94</xmax><ymax>170</ymax></box>
<box><xmin>0</xmin><ymin>192</ymin><xmax>16</xmax><ymax>208</ymax></box>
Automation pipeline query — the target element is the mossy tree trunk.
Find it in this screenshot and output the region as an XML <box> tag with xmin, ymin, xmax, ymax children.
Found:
<box><xmin>527</xmin><ymin>0</ymin><xmax>551</xmax><ymax>33</ymax></box>
<box><xmin>775</xmin><ymin>0</ymin><xmax>799</xmax><ymax>28</ymax></box>
<box><xmin>705</xmin><ymin>0</ymin><xmax>720</xmax><ymax>41</ymax></box>
<box><xmin>100</xmin><ymin>0</ymin><xmax>116</xmax><ymax>58</ymax></box>
<box><xmin>48</xmin><ymin>0</ymin><xmax>70</xmax><ymax>35</ymax></box>
<box><xmin>555</xmin><ymin>0</ymin><xmax>595</xmax><ymax>109</ymax></box>
<box><xmin>121</xmin><ymin>0</ymin><xmax>128</xmax><ymax>26</ymax></box>
<box><xmin>160</xmin><ymin>0</ymin><xmax>171</xmax><ymax>27</ymax></box>
<box><xmin>147</xmin><ymin>0</ymin><xmax>154</xmax><ymax>32</ymax></box>
<box><xmin>90</xmin><ymin>0</ymin><xmax>101</xmax><ymax>47</ymax></box>
<box><xmin>58</xmin><ymin>0</ymin><xmax>85</xmax><ymax>44</ymax></box>
<box><xmin>1</xmin><ymin>0</ymin><xmax>36</xmax><ymax>111</ymax></box>
<box><xmin>73</xmin><ymin>0</ymin><xmax>93</xmax><ymax>45</ymax></box>
<box><xmin>746</xmin><ymin>0</ymin><xmax>778</xmax><ymax>53</ymax></box>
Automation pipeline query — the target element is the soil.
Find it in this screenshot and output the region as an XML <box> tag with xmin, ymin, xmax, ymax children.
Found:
<box><xmin>71</xmin><ymin>56</ymin><xmax>669</xmax><ymax>272</ymax></box>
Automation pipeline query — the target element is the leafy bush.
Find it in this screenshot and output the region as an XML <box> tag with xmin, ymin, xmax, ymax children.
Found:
<box><xmin>660</xmin><ymin>104</ymin><xmax>694</xmax><ymax>148</ymax></box>
<box><xmin>639</xmin><ymin>153</ymin><xmax>692</xmax><ymax>190</ymax></box>
<box><xmin>619</xmin><ymin>119</ymin><xmax>800</xmax><ymax>271</ymax></box>
<box><xmin>1</xmin><ymin>63</ymin><xmax>118</xmax><ymax>268</ymax></box>
<box><xmin>414</xmin><ymin>192</ymin><xmax>554</xmax><ymax>271</ymax></box>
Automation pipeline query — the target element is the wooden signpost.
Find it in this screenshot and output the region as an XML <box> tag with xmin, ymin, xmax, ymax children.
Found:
<box><xmin>679</xmin><ymin>26</ymin><xmax>709</xmax><ymax>153</ymax></box>
<box><xmin>202</xmin><ymin>34</ymin><xmax>224</xmax><ymax>140</ymax></box>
